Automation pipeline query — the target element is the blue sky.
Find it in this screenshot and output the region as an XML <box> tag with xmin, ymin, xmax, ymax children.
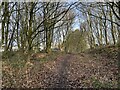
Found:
<box><xmin>72</xmin><ymin>17</ymin><xmax>85</xmax><ymax>30</ymax></box>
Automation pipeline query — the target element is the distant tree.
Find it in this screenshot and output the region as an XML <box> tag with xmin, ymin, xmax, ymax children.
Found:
<box><xmin>65</xmin><ymin>29</ymin><xmax>88</xmax><ymax>53</ymax></box>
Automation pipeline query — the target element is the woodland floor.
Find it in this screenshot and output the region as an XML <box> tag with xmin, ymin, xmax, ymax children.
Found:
<box><xmin>2</xmin><ymin>46</ymin><xmax>119</xmax><ymax>88</ymax></box>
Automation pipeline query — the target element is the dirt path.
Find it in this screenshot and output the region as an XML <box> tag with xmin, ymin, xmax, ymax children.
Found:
<box><xmin>53</xmin><ymin>54</ymin><xmax>71</xmax><ymax>88</ymax></box>
<box><xmin>2</xmin><ymin>53</ymin><xmax>118</xmax><ymax>88</ymax></box>
<box><xmin>25</xmin><ymin>53</ymin><xmax>118</xmax><ymax>88</ymax></box>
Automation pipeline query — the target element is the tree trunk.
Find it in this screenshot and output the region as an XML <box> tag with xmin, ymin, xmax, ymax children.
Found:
<box><xmin>110</xmin><ymin>8</ymin><xmax>116</xmax><ymax>45</ymax></box>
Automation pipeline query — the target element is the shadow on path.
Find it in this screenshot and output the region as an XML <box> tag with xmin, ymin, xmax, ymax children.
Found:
<box><xmin>52</xmin><ymin>54</ymin><xmax>71</xmax><ymax>88</ymax></box>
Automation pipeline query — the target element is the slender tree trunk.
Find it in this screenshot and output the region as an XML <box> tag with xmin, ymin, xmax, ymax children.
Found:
<box><xmin>99</xmin><ymin>16</ymin><xmax>103</xmax><ymax>46</ymax></box>
<box><xmin>28</xmin><ymin>3</ymin><xmax>34</xmax><ymax>51</ymax></box>
<box><xmin>16</xmin><ymin>3</ymin><xmax>20</xmax><ymax>49</ymax></box>
<box><xmin>4</xmin><ymin>3</ymin><xmax>9</xmax><ymax>51</ymax></box>
<box><xmin>87</xmin><ymin>9</ymin><xmax>95</xmax><ymax>48</ymax></box>
<box><xmin>2</xmin><ymin>2</ymin><xmax>7</xmax><ymax>45</ymax></box>
<box><xmin>43</xmin><ymin>3</ymin><xmax>54</xmax><ymax>53</ymax></box>
<box><xmin>110</xmin><ymin>8</ymin><xmax>116</xmax><ymax>45</ymax></box>
<box><xmin>101</xmin><ymin>5</ymin><xmax>108</xmax><ymax>45</ymax></box>
<box><xmin>2</xmin><ymin>16</ymin><xmax>5</xmax><ymax>45</ymax></box>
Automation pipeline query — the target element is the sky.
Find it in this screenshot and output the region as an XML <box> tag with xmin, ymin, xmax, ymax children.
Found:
<box><xmin>72</xmin><ymin>17</ymin><xmax>85</xmax><ymax>30</ymax></box>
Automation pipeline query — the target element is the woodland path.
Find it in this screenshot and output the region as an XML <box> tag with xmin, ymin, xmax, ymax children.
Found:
<box><xmin>2</xmin><ymin>52</ymin><xmax>118</xmax><ymax>88</ymax></box>
<box><xmin>27</xmin><ymin>53</ymin><xmax>118</xmax><ymax>88</ymax></box>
